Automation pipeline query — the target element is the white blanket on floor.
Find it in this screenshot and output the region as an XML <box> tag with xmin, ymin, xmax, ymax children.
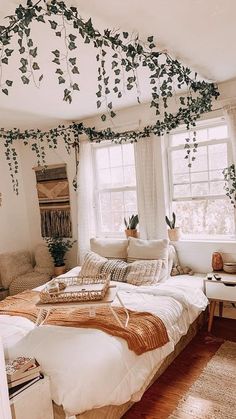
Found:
<box><xmin>1</xmin><ymin>282</ymin><xmax>208</xmax><ymax>416</ymax></box>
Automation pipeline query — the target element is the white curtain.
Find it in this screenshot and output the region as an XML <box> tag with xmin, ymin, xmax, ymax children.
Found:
<box><xmin>224</xmin><ymin>105</ymin><xmax>236</xmax><ymax>163</ymax></box>
<box><xmin>77</xmin><ymin>138</ymin><xmax>96</xmax><ymax>263</ymax></box>
<box><xmin>134</xmin><ymin>135</ymin><xmax>167</xmax><ymax>239</ymax></box>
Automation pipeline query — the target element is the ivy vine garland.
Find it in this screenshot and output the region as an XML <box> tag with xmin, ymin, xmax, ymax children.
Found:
<box><xmin>0</xmin><ymin>0</ymin><xmax>220</xmax><ymax>193</ymax></box>
<box><xmin>223</xmin><ymin>164</ymin><xmax>236</xmax><ymax>207</ymax></box>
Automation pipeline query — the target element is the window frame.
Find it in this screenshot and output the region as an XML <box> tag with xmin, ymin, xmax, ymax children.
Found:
<box><xmin>167</xmin><ymin>118</ymin><xmax>236</xmax><ymax>240</ymax></box>
<box><xmin>92</xmin><ymin>140</ymin><xmax>137</xmax><ymax>237</ymax></box>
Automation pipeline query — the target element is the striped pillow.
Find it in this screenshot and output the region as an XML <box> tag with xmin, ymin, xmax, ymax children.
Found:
<box><xmin>80</xmin><ymin>252</ymin><xmax>162</xmax><ymax>285</ymax></box>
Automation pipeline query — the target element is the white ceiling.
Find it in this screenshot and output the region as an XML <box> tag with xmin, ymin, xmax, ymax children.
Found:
<box><xmin>0</xmin><ymin>0</ymin><xmax>236</xmax><ymax>128</ymax></box>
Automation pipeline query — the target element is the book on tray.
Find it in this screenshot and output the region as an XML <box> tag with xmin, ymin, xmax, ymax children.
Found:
<box><xmin>5</xmin><ymin>356</ymin><xmax>41</xmax><ymax>388</ymax></box>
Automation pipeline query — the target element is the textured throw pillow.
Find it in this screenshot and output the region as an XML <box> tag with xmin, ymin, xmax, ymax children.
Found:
<box><xmin>127</xmin><ymin>237</ymin><xmax>169</xmax><ymax>282</ymax></box>
<box><xmin>90</xmin><ymin>238</ymin><xmax>128</xmax><ymax>260</ymax></box>
<box><xmin>80</xmin><ymin>251</ymin><xmax>162</xmax><ymax>285</ymax></box>
<box><xmin>0</xmin><ymin>251</ymin><xmax>33</xmax><ymax>289</ymax></box>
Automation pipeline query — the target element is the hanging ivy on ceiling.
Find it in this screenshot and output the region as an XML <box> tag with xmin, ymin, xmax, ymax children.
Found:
<box><xmin>0</xmin><ymin>0</ymin><xmax>220</xmax><ymax>193</ymax></box>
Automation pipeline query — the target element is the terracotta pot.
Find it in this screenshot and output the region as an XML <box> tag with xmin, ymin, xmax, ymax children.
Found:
<box><xmin>54</xmin><ymin>265</ymin><xmax>66</xmax><ymax>276</ymax></box>
<box><xmin>212</xmin><ymin>252</ymin><xmax>223</xmax><ymax>271</ymax></box>
<box><xmin>125</xmin><ymin>229</ymin><xmax>139</xmax><ymax>239</ymax></box>
<box><xmin>168</xmin><ymin>227</ymin><xmax>181</xmax><ymax>241</ymax></box>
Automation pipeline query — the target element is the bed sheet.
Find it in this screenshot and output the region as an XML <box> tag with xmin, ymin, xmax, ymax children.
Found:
<box><xmin>0</xmin><ymin>269</ymin><xmax>208</xmax><ymax>416</ymax></box>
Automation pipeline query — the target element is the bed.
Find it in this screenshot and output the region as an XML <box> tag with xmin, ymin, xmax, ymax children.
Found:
<box><xmin>0</xmin><ymin>263</ymin><xmax>208</xmax><ymax>419</ymax></box>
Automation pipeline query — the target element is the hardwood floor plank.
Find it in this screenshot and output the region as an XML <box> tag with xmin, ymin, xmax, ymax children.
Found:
<box><xmin>124</xmin><ymin>317</ymin><xmax>236</xmax><ymax>419</ymax></box>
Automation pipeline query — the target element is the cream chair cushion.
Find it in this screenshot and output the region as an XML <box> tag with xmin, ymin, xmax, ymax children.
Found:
<box><xmin>0</xmin><ymin>251</ymin><xmax>33</xmax><ymax>289</ymax></box>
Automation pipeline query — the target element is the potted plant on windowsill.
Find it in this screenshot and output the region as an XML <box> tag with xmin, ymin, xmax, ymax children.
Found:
<box><xmin>165</xmin><ymin>212</ymin><xmax>181</xmax><ymax>241</ymax></box>
<box><xmin>44</xmin><ymin>237</ymin><xmax>76</xmax><ymax>276</ymax></box>
<box><xmin>124</xmin><ymin>214</ymin><xmax>139</xmax><ymax>238</ymax></box>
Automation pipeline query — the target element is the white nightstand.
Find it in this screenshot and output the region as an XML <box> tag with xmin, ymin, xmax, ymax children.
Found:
<box><xmin>204</xmin><ymin>273</ymin><xmax>236</xmax><ymax>332</ymax></box>
<box><xmin>10</xmin><ymin>375</ymin><xmax>53</xmax><ymax>419</ymax></box>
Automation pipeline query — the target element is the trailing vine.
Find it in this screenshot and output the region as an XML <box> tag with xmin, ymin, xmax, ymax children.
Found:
<box><xmin>0</xmin><ymin>0</ymin><xmax>220</xmax><ymax>192</ymax></box>
<box><xmin>223</xmin><ymin>164</ymin><xmax>236</xmax><ymax>207</ymax></box>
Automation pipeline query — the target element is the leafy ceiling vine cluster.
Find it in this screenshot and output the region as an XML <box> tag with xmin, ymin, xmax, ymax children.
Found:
<box><xmin>0</xmin><ymin>0</ymin><xmax>220</xmax><ymax>194</ymax></box>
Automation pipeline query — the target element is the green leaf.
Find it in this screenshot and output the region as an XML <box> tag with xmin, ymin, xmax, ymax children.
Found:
<box><xmin>72</xmin><ymin>66</ymin><xmax>79</xmax><ymax>74</ymax></box>
<box><xmin>101</xmin><ymin>114</ymin><xmax>106</xmax><ymax>121</ymax></box>
<box><xmin>27</xmin><ymin>39</ymin><xmax>33</xmax><ymax>48</ymax></box>
<box><xmin>97</xmin><ymin>100</ymin><xmax>101</xmax><ymax>108</ymax></box>
<box><xmin>5</xmin><ymin>49</ymin><xmax>14</xmax><ymax>57</ymax></box>
<box><xmin>68</xmin><ymin>42</ymin><xmax>76</xmax><ymax>50</ymax></box>
<box><xmin>123</xmin><ymin>32</ymin><xmax>129</xmax><ymax>39</ymax></box>
<box><xmin>56</xmin><ymin>68</ymin><xmax>63</xmax><ymax>75</ymax></box>
<box><xmin>110</xmin><ymin>111</ymin><xmax>116</xmax><ymax>118</ymax></box>
<box><xmin>2</xmin><ymin>88</ymin><xmax>8</xmax><ymax>95</ymax></box>
<box><xmin>69</xmin><ymin>57</ymin><xmax>76</xmax><ymax>65</ymax></box>
<box><xmin>29</xmin><ymin>47</ymin><xmax>37</xmax><ymax>58</ymax></box>
<box><xmin>6</xmin><ymin>80</ymin><xmax>13</xmax><ymax>87</ymax></box>
<box><xmin>52</xmin><ymin>49</ymin><xmax>60</xmax><ymax>57</ymax></box>
<box><xmin>147</xmin><ymin>36</ymin><xmax>154</xmax><ymax>43</ymax></box>
<box><xmin>58</xmin><ymin>76</ymin><xmax>65</xmax><ymax>84</ymax></box>
<box><xmin>39</xmin><ymin>74</ymin><xmax>43</xmax><ymax>82</ymax></box>
<box><xmin>2</xmin><ymin>57</ymin><xmax>8</xmax><ymax>65</ymax></box>
<box><xmin>49</xmin><ymin>20</ymin><xmax>57</xmax><ymax>30</ymax></box>
<box><xmin>32</xmin><ymin>62</ymin><xmax>40</xmax><ymax>70</ymax></box>
<box><xmin>72</xmin><ymin>83</ymin><xmax>79</xmax><ymax>91</ymax></box>
<box><xmin>108</xmin><ymin>102</ymin><xmax>112</xmax><ymax>109</ymax></box>
<box><xmin>21</xmin><ymin>75</ymin><xmax>30</xmax><ymax>84</ymax></box>
<box><xmin>55</xmin><ymin>31</ymin><xmax>61</xmax><ymax>37</ymax></box>
<box><xmin>19</xmin><ymin>47</ymin><xmax>25</xmax><ymax>54</ymax></box>
<box><xmin>69</xmin><ymin>34</ymin><xmax>76</xmax><ymax>41</ymax></box>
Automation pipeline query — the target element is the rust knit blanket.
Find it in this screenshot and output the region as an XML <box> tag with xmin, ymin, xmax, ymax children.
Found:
<box><xmin>0</xmin><ymin>290</ymin><xmax>169</xmax><ymax>355</ymax></box>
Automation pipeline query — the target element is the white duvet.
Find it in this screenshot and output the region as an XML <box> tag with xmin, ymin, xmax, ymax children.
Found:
<box><xmin>0</xmin><ymin>274</ymin><xmax>208</xmax><ymax>416</ymax></box>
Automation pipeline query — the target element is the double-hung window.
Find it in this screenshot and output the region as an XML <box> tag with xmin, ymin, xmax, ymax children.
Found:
<box><xmin>93</xmin><ymin>142</ymin><xmax>137</xmax><ymax>236</ymax></box>
<box><xmin>168</xmin><ymin>119</ymin><xmax>235</xmax><ymax>239</ymax></box>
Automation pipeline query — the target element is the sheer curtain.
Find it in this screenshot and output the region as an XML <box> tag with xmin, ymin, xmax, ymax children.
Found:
<box><xmin>77</xmin><ymin>138</ymin><xmax>96</xmax><ymax>263</ymax></box>
<box><xmin>134</xmin><ymin>135</ymin><xmax>167</xmax><ymax>239</ymax></box>
<box><xmin>224</xmin><ymin>105</ymin><xmax>236</xmax><ymax>162</ymax></box>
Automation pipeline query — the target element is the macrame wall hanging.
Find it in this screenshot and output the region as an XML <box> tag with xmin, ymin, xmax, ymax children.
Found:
<box><xmin>34</xmin><ymin>164</ymin><xmax>72</xmax><ymax>238</ymax></box>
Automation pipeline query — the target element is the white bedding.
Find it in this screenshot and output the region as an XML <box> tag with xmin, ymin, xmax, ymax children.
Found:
<box><xmin>0</xmin><ymin>270</ymin><xmax>208</xmax><ymax>416</ymax></box>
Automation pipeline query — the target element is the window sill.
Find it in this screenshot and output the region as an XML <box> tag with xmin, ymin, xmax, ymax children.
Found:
<box><xmin>175</xmin><ymin>237</ymin><xmax>236</xmax><ymax>244</ymax></box>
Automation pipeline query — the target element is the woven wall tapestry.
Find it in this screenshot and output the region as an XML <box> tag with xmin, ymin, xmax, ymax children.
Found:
<box><xmin>34</xmin><ymin>164</ymin><xmax>72</xmax><ymax>238</ymax></box>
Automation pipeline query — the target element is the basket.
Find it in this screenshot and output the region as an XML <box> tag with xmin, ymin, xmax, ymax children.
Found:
<box><xmin>39</xmin><ymin>274</ymin><xmax>110</xmax><ymax>304</ymax></box>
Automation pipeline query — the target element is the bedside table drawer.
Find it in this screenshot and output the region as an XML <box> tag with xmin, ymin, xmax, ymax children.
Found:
<box><xmin>206</xmin><ymin>281</ymin><xmax>236</xmax><ymax>302</ymax></box>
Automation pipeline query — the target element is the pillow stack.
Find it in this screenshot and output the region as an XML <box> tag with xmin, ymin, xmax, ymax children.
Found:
<box><xmin>79</xmin><ymin>237</ymin><xmax>170</xmax><ymax>286</ymax></box>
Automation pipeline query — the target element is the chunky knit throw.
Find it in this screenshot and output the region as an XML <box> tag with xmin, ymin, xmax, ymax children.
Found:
<box><xmin>0</xmin><ymin>290</ymin><xmax>169</xmax><ymax>355</ymax></box>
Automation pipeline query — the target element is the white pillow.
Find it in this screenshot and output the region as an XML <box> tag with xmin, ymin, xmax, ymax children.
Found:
<box><xmin>80</xmin><ymin>251</ymin><xmax>162</xmax><ymax>286</ymax></box>
<box><xmin>127</xmin><ymin>237</ymin><xmax>169</xmax><ymax>282</ymax></box>
<box><xmin>90</xmin><ymin>238</ymin><xmax>128</xmax><ymax>260</ymax></box>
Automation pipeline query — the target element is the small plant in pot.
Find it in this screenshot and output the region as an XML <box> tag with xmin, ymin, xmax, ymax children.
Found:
<box><xmin>165</xmin><ymin>212</ymin><xmax>181</xmax><ymax>241</ymax></box>
<box><xmin>44</xmin><ymin>237</ymin><xmax>76</xmax><ymax>276</ymax></box>
<box><xmin>124</xmin><ymin>214</ymin><xmax>139</xmax><ymax>238</ymax></box>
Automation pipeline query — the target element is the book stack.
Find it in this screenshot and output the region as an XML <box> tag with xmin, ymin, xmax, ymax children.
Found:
<box><xmin>6</xmin><ymin>356</ymin><xmax>42</xmax><ymax>398</ymax></box>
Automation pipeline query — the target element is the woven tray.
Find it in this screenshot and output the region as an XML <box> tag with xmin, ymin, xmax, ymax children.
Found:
<box><xmin>39</xmin><ymin>275</ymin><xmax>110</xmax><ymax>304</ymax></box>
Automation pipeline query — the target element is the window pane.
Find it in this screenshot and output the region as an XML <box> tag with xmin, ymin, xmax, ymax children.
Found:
<box><xmin>171</xmin><ymin>132</ymin><xmax>190</xmax><ymax>147</ymax></box>
<box><xmin>123</xmin><ymin>143</ymin><xmax>135</xmax><ymax>165</ymax></box>
<box><xmin>173</xmin><ymin>199</ymin><xmax>235</xmax><ymax>236</ymax></box>
<box><xmin>171</xmin><ymin>149</ymin><xmax>189</xmax><ymax>174</ymax></box>
<box><xmin>192</xmin><ymin>182</ymin><xmax>209</xmax><ymax>196</ymax></box>
<box><xmin>208</xmin><ymin>143</ymin><xmax>227</xmax><ymax>170</ymax></box>
<box><xmin>208</xmin><ymin>125</ymin><xmax>228</xmax><ymax>140</ymax></box>
<box><xmin>111</xmin><ymin>191</ymin><xmax>124</xmax><ymax>212</ymax></box>
<box><xmin>191</xmin><ymin>146</ymin><xmax>207</xmax><ymax>171</ymax></box>
<box><xmin>98</xmin><ymin>168</ymin><xmax>111</xmax><ymax>187</ymax></box>
<box><xmin>110</xmin><ymin>145</ymin><xmax>122</xmax><ymax>167</ymax></box>
<box><xmin>100</xmin><ymin>212</ymin><xmax>112</xmax><ymax>232</ymax></box>
<box><xmin>174</xmin><ymin>174</ymin><xmax>190</xmax><ymax>183</ymax></box>
<box><xmin>209</xmin><ymin>170</ymin><xmax>224</xmax><ymax>181</ymax></box>
<box><xmin>99</xmin><ymin>192</ymin><xmax>111</xmax><ymax>213</ymax></box>
<box><xmin>124</xmin><ymin>190</ymin><xmax>137</xmax><ymax>213</ymax></box>
<box><xmin>173</xmin><ymin>184</ymin><xmax>191</xmax><ymax>198</ymax></box>
<box><xmin>111</xmin><ymin>167</ymin><xmax>124</xmax><ymax>186</ymax></box>
<box><xmin>194</xmin><ymin>128</ymin><xmax>208</xmax><ymax>142</ymax></box>
<box><xmin>209</xmin><ymin>181</ymin><xmax>225</xmax><ymax>195</ymax></box>
<box><xmin>191</xmin><ymin>171</ymin><xmax>208</xmax><ymax>182</ymax></box>
<box><xmin>112</xmin><ymin>212</ymin><xmax>124</xmax><ymax>232</ymax></box>
<box><xmin>96</xmin><ymin>147</ymin><xmax>109</xmax><ymax>169</ymax></box>
<box><xmin>124</xmin><ymin>166</ymin><xmax>136</xmax><ymax>185</ymax></box>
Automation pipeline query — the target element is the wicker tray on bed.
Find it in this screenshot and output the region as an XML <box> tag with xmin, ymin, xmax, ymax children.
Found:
<box><xmin>39</xmin><ymin>275</ymin><xmax>111</xmax><ymax>304</ymax></box>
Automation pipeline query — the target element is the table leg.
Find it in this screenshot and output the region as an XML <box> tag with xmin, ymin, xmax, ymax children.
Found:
<box><xmin>208</xmin><ymin>301</ymin><xmax>216</xmax><ymax>332</ymax></box>
<box><xmin>116</xmin><ymin>293</ymin><xmax>129</xmax><ymax>327</ymax></box>
<box><xmin>219</xmin><ymin>301</ymin><xmax>223</xmax><ymax>317</ymax></box>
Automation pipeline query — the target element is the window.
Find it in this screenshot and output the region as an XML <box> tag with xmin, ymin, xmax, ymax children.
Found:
<box><xmin>168</xmin><ymin>119</ymin><xmax>235</xmax><ymax>239</ymax></box>
<box><xmin>93</xmin><ymin>142</ymin><xmax>137</xmax><ymax>236</ymax></box>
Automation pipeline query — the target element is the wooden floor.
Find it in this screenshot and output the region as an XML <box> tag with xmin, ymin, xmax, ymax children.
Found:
<box><xmin>124</xmin><ymin>317</ymin><xmax>236</xmax><ymax>419</ymax></box>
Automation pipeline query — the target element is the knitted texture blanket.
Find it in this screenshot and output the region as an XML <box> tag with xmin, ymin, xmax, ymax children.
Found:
<box><xmin>0</xmin><ymin>290</ymin><xmax>169</xmax><ymax>355</ymax></box>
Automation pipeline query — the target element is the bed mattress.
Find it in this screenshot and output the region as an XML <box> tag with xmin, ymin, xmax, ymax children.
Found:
<box><xmin>0</xmin><ymin>271</ymin><xmax>208</xmax><ymax>416</ymax></box>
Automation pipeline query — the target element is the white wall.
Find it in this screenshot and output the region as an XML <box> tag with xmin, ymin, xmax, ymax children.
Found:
<box><xmin>0</xmin><ymin>141</ymin><xmax>31</xmax><ymax>253</ymax></box>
